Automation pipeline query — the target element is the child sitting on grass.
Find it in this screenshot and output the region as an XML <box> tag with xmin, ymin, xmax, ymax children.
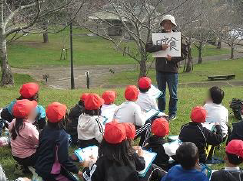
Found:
<box><xmin>114</xmin><ymin>85</ymin><xmax>145</xmax><ymax>127</ymax></box>
<box><xmin>162</xmin><ymin>142</ymin><xmax>209</xmax><ymax>181</ymax></box>
<box><xmin>67</xmin><ymin>93</ymin><xmax>89</xmax><ymax>145</ymax></box>
<box><xmin>77</xmin><ymin>93</ymin><xmax>104</xmax><ymax>148</ymax></box>
<box><xmin>82</xmin><ymin>121</ymin><xmax>165</xmax><ymax>181</ymax></box>
<box><xmin>101</xmin><ymin>90</ymin><xmax>118</xmax><ymax>123</ymax></box>
<box><xmin>203</xmin><ymin>86</ymin><xmax>228</xmax><ymax>139</ymax></box>
<box><xmin>9</xmin><ymin>100</ymin><xmax>39</xmax><ymax>173</ymax></box>
<box><xmin>179</xmin><ymin>106</ymin><xmax>223</xmax><ymax>163</ymax></box>
<box><xmin>136</xmin><ymin>77</ymin><xmax>158</xmax><ymax>112</ymax></box>
<box><xmin>1</xmin><ymin>82</ymin><xmax>46</xmax><ymax>129</ymax></box>
<box><xmin>35</xmin><ymin>102</ymin><xmax>82</xmax><ymax>181</ymax></box>
<box><xmin>211</xmin><ymin>140</ymin><xmax>243</xmax><ymax>181</ymax></box>
<box><xmin>145</xmin><ymin>118</ymin><xmax>170</xmax><ymax>171</ymax></box>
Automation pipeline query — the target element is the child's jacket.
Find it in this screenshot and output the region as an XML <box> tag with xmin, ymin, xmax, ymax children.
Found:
<box><xmin>179</xmin><ymin>122</ymin><xmax>223</xmax><ymax>163</ymax></box>
<box><xmin>35</xmin><ymin>126</ymin><xmax>78</xmax><ymax>178</ymax></box>
<box><xmin>83</xmin><ymin>153</ymin><xmax>145</xmax><ymax>181</ymax></box>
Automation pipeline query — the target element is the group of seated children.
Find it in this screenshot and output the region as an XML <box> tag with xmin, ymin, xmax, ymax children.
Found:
<box><xmin>1</xmin><ymin>77</ymin><xmax>242</xmax><ymax>181</ymax></box>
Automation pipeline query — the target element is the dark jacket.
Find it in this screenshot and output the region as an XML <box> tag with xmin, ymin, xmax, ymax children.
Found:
<box><xmin>67</xmin><ymin>101</ymin><xmax>85</xmax><ymax>144</ymax></box>
<box><xmin>145</xmin><ymin>135</ymin><xmax>169</xmax><ymax>170</ymax></box>
<box><xmin>35</xmin><ymin>126</ymin><xmax>78</xmax><ymax>178</ymax></box>
<box><xmin>211</xmin><ymin>169</ymin><xmax>243</xmax><ymax>181</ymax></box>
<box><xmin>145</xmin><ymin>30</ymin><xmax>187</xmax><ymax>73</ymax></box>
<box><xmin>83</xmin><ymin>153</ymin><xmax>145</xmax><ymax>181</ymax></box>
<box><xmin>179</xmin><ymin>122</ymin><xmax>223</xmax><ymax>163</ymax></box>
<box><xmin>228</xmin><ymin>121</ymin><xmax>243</xmax><ymax>143</ymax></box>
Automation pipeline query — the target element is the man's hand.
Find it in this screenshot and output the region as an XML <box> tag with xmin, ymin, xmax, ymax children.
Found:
<box><xmin>166</xmin><ymin>54</ymin><xmax>172</xmax><ymax>61</ymax></box>
<box><xmin>162</xmin><ymin>44</ymin><xmax>169</xmax><ymax>50</ymax></box>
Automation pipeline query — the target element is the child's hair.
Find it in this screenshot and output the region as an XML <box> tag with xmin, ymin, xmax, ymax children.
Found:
<box><xmin>209</xmin><ymin>86</ymin><xmax>224</xmax><ymax>104</ymax></box>
<box><xmin>18</xmin><ymin>93</ymin><xmax>39</xmax><ymax>102</ymax></box>
<box><xmin>47</xmin><ymin>118</ymin><xmax>65</xmax><ymax>130</ymax></box>
<box><xmin>176</xmin><ymin>142</ymin><xmax>199</xmax><ymax>170</ymax></box>
<box><xmin>99</xmin><ymin>139</ymin><xmax>135</xmax><ymax>166</ymax></box>
<box><xmin>139</xmin><ymin>87</ymin><xmax>150</xmax><ymax>93</ymax></box>
<box><xmin>226</xmin><ymin>152</ymin><xmax>243</xmax><ymax>165</ymax></box>
<box><xmin>78</xmin><ymin>100</ymin><xmax>85</xmax><ymax>107</ymax></box>
<box><xmin>84</xmin><ymin>109</ymin><xmax>101</xmax><ymax>116</ymax></box>
<box><xmin>11</xmin><ymin>118</ymin><xmax>25</xmax><ymax>140</ymax></box>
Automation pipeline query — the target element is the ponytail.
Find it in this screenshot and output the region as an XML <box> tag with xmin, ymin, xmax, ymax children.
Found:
<box><xmin>11</xmin><ymin>118</ymin><xmax>25</xmax><ymax>140</ymax></box>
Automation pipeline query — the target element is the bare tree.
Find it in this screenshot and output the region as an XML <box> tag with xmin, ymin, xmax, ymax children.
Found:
<box><xmin>0</xmin><ymin>0</ymin><xmax>84</xmax><ymax>86</ymax></box>
<box><xmin>78</xmin><ymin>0</ymin><xmax>190</xmax><ymax>78</ymax></box>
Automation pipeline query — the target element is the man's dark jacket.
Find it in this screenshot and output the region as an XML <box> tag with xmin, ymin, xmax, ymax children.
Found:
<box><xmin>145</xmin><ymin>30</ymin><xmax>188</xmax><ymax>73</ymax></box>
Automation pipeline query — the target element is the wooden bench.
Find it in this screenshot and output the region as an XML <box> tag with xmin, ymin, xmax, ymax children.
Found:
<box><xmin>208</xmin><ymin>74</ymin><xmax>235</xmax><ymax>81</ymax></box>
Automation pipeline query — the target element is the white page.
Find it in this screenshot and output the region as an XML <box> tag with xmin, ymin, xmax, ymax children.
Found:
<box><xmin>152</xmin><ymin>32</ymin><xmax>181</xmax><ymax>57</ymax></box>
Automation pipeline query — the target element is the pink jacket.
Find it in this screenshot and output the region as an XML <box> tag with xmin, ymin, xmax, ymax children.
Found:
<box><xmin>9</xmin><ymin>120</ymin><xmax>39</xmax><ymax>158</ymax></box>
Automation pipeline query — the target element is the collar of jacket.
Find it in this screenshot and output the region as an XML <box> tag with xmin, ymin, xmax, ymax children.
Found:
<box><xmin>188</xmin><ymin>122</ymin><xmax>203</xmax><ymax>127</ymax></box>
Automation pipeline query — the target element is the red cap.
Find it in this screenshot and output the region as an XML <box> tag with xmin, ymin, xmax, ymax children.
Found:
<box><xmin>84</xmin><ymin>93</ymin><xmax>104</xmax><ymax>110</ymax></box>
<box><xmin>123</xmin><ymin>123</ymin><xmax>136</xmax><ymax>140</ymax></box>
<box><xmin>104</xmin><ymin>121</ymin><xmax>126</xmax><ymax>144</ymax></box>
<box><xmin>20</xmin><ymin>83</ymin><xmax>39</xmax><ymax>99</ymax></box>
<box><xmin>151</xmin><ymin>118</ymin><xmax>169</xmax><ymax>137</ymax></box>
<box><xmin>102</xmin><ymin>90</ymin><xmax>116</xmax><ymax>105</ymax></box>
<box><xmin>13</xmin><ymin>99</ymin><xmax>37</xmax><ymax>119</ymax></box>
<box><xmin>125</xmin><ymin>85</ymin><xmax>139</xmax><ymax>101</ymax></box>
<box><xmin>226</xmin><ymin>140</ymin><xmax>243</xmax><ymax>158</ymax></box>
<box><xmin>80</xmin><ymin>93</ymin><xmax>89</xmax><ymax>102</ymax></box>
<box><xmin>46</xmin><ymin>102</ymin><xmax>67</xmax><ymax>123</ymax></box>
<box><xmin>190</xmin><ymin>106</ymin><xmax>207</xmax><ymax>123</ymax></box>
<box><xmin>138</xmin><ymin>77</ymin><xmax>152</xmax><ymax>89</ymax></box>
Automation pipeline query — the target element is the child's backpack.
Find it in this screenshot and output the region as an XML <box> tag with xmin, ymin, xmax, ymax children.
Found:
<box><xmin>230</xmin><ymin>98</ymin><xmax>243</xmax><ymax>120</ymax></box>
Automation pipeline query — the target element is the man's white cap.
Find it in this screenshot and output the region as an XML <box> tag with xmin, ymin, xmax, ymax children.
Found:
<box><xmin>160</xmin><ymin>15</ymin><xmax>177</xmax><ymax>27</ymax></box>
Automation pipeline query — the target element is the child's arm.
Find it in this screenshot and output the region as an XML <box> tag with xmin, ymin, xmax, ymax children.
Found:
<box><xmin>58</xmin><ymin>133</ymin><xmax>79</xmax><ymax>174</ymax></box>
<box><xmin>82</xmin><ymin>158</ymin><xmax>105</xmax><ymax>181</ymax></box>
<box><xmin>29</xmin><ymin>127</ymin><xmax>39</xmax><ymax>147</ymax></box>
<box><xmin>133</xmin><ymin>152</ymin><xmax>146</xmax><ymax>171</ymax></box>
<box><xmin>204</xmin><ymin>125</ymin><xmax>223</xmax><ymax>146</ymax></box>
<box><xmin>94</xmin><ymin>118</ymin><xmax>104</xmax><ymax>143</ymax></box>
<box><xmin>134</xmin><ymin>106</ymin><xmax>146</xmax><ymax>127</ymax></box>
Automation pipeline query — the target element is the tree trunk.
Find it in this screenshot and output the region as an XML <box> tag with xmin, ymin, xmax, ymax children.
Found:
<box><xmin>43</xmin><ymin>32</ymin><xmax>49</xmax><ymax>43</ymax></box>
<box><xmin>198</xmin><ymin>41</ymin><xmax>203</xmax><ymax>64</ymax></box>
<box><xmin>139</xmin><ymin>56</ymin><xmax>147</xmax><ymax>78</ymax></box>
<box><xmin>185</xmin><ymin>43</ymin><xmax>193</xmax><ymax>72</ymax></box>
<box><xmin>217</xmin><ymin>39</ymin><xmax>221</xmax><ymax>49</ymax></box>
<box><xmin>0</xmin><ymin>35</ymin><xmax>14</xmax><ymax>86</ymax></box>
<box><xmin>0</xmin><ymin>0</ymin><xmax>14</xmax><ymax>86</ymax></box>
<box><xmin>230</xmin><ymin>43</ymin><xmax>234</xmax><ymax>59</ymax></box>
<box><xmin>42</xmin><ymin>21</ymin><xmax>49</xmax><ymax>43</ymax></box>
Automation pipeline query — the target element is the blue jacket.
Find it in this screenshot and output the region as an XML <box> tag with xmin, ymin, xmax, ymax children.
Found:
<box><xmin>162</xmin><ymin>165</ymin><xmax>208</xmax><ymax>181</ymax></box>
<box><xmin>35</xmin><ymin>126</ymin><xmax>78</xmax><ymax>178</ymax></box>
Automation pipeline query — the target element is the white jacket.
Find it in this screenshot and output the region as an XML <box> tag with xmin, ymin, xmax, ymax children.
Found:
<box><xmin>113</xmin><ymin>101</ymin><xmax>146</xmax><ymax>127</ymax></box>
<box><xmin>204</xmin><ymin>102</ymin><xmax>229</xmax><ymax>137</ymax></box>
<box><xmin>136</xmin><ymin>92</ymin><xmax>158</xmax><ymax>112</ymax></box>
<box><xmin>77</xmin><ymin>114</ymin><xmax>104</xmax><ymax>143</ymax></box>
<box><xmin>101</xmin><ymin>104</ymin><xmax>118</xmax><ymax>123</ymax></box>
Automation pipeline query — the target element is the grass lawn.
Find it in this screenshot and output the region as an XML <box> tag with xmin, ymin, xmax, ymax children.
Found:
<box><xmin>105</xmin><ymin>58</ymin><xmax>243</xmax><ymax>86</ymax></box>
<box><xmin>0</xmin><ymin>73</ymin><xmax>242</xmax><ymax>179</ymax></box>
<box><xmin>7</xmin><ymin>27</ymin><xmax>230</xmax><ymax>68</ymax></box>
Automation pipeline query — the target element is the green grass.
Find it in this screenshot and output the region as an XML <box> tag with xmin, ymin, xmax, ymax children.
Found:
<box><xmin>105</xmin><ymin>58</ymin><xmax>243</xmax><ymax>86</ymax></box>
<box><xmin>7</xmin><ymin>27</ymin><xmax>230</xmax><ymax>68</ymax></box>
<box><xmin>0</xmin><ymin>73</ymin><xmax>242</xmax><ymax>179</ymax></box>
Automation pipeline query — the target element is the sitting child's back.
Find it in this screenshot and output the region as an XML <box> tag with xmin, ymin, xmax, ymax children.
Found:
<box><xmin>162</xmin><ymin>142</ymin><xmax>208</xmax><ymax>181</ymax></box>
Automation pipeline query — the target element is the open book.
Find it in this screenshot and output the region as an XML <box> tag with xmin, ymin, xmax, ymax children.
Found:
<box><xmin>202</xmin><ymin>123</ymin><xmax>215</xmax><ymax>131</ymax></box>
<box><xmin>144</xmin><ymin>109</ymin><xmax>160</xmax><ymax>121</ymax></box>
<box><xmin>138</xmin><ymin>150</ymin><xmax>157</xmax><ymax>177</ymax></box>
<box><xmin>148</xmin><ymin>85</ymin><xmax>162</xmax><ymax>99</ymax></box>
<box><xmin>163</xmin><ymin>139</ymin><xmax>181</xmax><ymax>157</ymax></box>
<box><xmin>74</xmin><ymin>146</ymin><xmax>99</xmax><ymax>162</ymax></box>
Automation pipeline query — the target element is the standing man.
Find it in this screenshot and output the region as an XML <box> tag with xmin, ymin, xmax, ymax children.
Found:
<box><xmin>146</xmin><ymin>15</ymin><xmax>187</xmax><ymax>121</ymax></box>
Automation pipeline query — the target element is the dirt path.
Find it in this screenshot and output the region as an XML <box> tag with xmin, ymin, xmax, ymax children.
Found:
<box><xmin>12</xmin><ymin>52</ymin><xmax>243</xmax><ymax>89</ymax></box>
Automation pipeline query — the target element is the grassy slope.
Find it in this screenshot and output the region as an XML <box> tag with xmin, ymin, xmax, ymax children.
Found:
<box><xmin>8</xmin><ymin>27</ymin><xmax>230</xmax><ymax>68</ymax></box>
<box><xmin>106</xmin><ymin>58</ymin><xmax>243</xmax><ymax>86</ymax></box>
<box><xmin>0</xmin><ymin>73</ymin><xmax>242</xmax><ymax>179</ymax></box>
